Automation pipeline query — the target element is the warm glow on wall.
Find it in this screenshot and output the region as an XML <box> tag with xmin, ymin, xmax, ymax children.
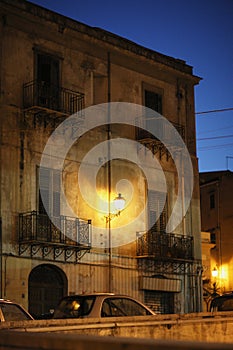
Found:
<box><xmin>220</xmin><ymin>265</ymin><xmax>228</xmax><ymax>281</ymax></box>
<box><xmin>97</xmin><ymin>189</ymin><xmax>109</xmax><ymax>214</ymax></box>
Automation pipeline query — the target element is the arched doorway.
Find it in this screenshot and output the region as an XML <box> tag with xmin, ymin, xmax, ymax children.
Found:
<box><xmin>28</xmin><ymin>264</ymin><xmax>67</xmax><ymax>318</ymax></box>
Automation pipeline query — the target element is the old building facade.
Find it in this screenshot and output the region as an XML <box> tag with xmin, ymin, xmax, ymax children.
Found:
<box><xmin>0</xmin><ymin>0</ymin><xmax>202</xmax><ymax>317</ymax></box>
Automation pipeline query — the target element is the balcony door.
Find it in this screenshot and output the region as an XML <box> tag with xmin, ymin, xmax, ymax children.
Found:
<box><xmin>36</xmin><ymin>52</ymin><xmax>60</xmax><ymax>110</ymax></box>
<box><xmin>37</xmin><ymin>166</ymin><xmax>61</xmax><ymax>241</ymax></box>
<box><xmin>28</xmin><ymin>264</ymin><xmax>67</xmax><ymax>318</ymax></box>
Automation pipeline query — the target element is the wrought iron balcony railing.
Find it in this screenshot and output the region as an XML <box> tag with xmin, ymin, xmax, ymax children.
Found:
<box><xmin>136</xmin><ymin>119</ymin><xmax>185</xmax><ymax>142</ymax></box>
<box><xmin>23</xmin><ymin>80</ymin><xmax>84</xmax><ymax>116</ymax></box>
<box><xmin>19</xmin><ymin>211</ymin><xmax>91</xmax><ymax>248</ymax></box>
<box><xmin>136</xmin><ymin>230</ymin><xmax>193</xmax><ymax>261</ymax></box>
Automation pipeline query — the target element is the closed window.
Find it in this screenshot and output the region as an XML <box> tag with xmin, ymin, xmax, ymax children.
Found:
<box><xmin>38</xmin><ymin>167</ymin><xmax>60</xmax><ymax>217</ymax></box>
<box><xmin>148</xmin><ymin>190</ymin><xmax>167</xmax><ymax>232</ymax></box>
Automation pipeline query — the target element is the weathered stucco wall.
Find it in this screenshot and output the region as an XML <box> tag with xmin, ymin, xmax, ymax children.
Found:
<box><xmin>0</xmin><ymin>332</ymin><xmax>232</xmax><ymax>350</ymax></box>
<box><xmin>1</xmin><ymin>312</ymin><xmax>233</xmax><ymax>345</ymax></box>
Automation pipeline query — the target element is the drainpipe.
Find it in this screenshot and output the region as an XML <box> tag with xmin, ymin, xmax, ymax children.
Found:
<box><xmin>0</xmin><ymin>218</ymin><xmax>2</xmax><ymax>298</ymax></box>
<box><xmin>0</xmin><ymin>15</ymin><xmax>5</xmax><ymax>300</ymax></box>
<box><xmin>107</xmin><ymin>51</ymin><xmax>112</xmax><ymax>292</ymax></box>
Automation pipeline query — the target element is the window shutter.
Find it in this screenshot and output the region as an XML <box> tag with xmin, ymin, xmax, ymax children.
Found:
<box><xmin>148</xmin><ymin>190</ymin><xmax>167</xmax><ymax>232</ymax></box>
<box><xmin>52</xmin><ymin>170</ymin><xmax>60</xmax><ymax>217</ymax></box>
<box><xmin>39</xmin><ymin>167</ymin><xmax>50</xmax><ymax>215</ymax></box>
<box><xmin>38</xmin><ymin>167</ymin><xmax>60</xmax><ymax>217</ymax></box>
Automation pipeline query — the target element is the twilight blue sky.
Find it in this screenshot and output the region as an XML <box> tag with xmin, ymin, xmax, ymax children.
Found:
<box><xmin>29</xmin><ymin>0</ymin><xmax>233</xmax><ymax>172</ymax></box>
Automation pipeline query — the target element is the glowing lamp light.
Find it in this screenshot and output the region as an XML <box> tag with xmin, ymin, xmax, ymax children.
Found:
<box><xmin>114</xmin><ymin>193</ymin><xmax>125</xmax><ymax>212</ymax></box>
<box><xmin>212</xmin><ymin>267</ymin><xmax>218</xmax><ymax>278</ymax></box>
<box><xmin>105</xmin><ymin>193</ymin><xmax>126</xmax><ymax>223</ymax></box>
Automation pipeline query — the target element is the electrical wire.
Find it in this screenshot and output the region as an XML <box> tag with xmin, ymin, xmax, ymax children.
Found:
<box><xmin>197</xmin><ymin>135</ymin><xmax>233</xmax><ymax>141</ymax></box>
<box><xmin>195</xmin><ymin>107</ymin><xmax>233</xmax><ymax>115</ymax></box>
<box><xmin>196</xmin><ymin>108</ymin><xmax>233</xmax><ymax>146</ymax></box>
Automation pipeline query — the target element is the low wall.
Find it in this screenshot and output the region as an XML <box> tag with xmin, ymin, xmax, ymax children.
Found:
<box><xmin>1</xmin><ymin>312</ymin><xmax>233</xmax><ymax>347</ymax></box>
<box><xmin>1</xmin><ymin>331</ymin><xmax>233</xmax><ymax>350</ymax></box>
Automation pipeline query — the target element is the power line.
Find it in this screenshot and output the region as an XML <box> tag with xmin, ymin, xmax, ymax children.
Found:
<box><xmin>198</xmin><ymin>142</ymin><xmax>233</xmax><ymax>151</ymax></box>
<box><xmin>195</xmin><ymin>107</ymin><xmax>233</xmax><ymax>115</ymax></box>
<box><xmin>197</xmin><ymin>134</ymin><xmax>233</xmax><ymax>141</ymax></box>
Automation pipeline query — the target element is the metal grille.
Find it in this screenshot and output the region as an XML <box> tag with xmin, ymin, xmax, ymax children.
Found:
<box><xmin>144</xmin><ymin>290</ymin><xmax>174</xmax><ymax>314</ymax></box>
<box><xmin>136</xmin><ymin>230</ymin><xmax>193</xmax><ymax>260</ymax></box>
<box><xmin>19</xmin><ymin>211</ymin><xmax>91</xmax><ymax>247</ymax></box>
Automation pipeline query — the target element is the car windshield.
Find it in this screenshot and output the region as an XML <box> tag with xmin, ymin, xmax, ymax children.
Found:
<box><xmin>53</xmin><ymin>296</ymin><xmax>95</xmax><ymax>318</ymax></box>
<box><xmin>101</xmin><ymin>297</ymin><xmax>151</xmax><ymax>317</ymax></box>
<box><xmin>0</xmin><ymin>303</ymin><xmax>32</xmax><ymax>321</ymax></box>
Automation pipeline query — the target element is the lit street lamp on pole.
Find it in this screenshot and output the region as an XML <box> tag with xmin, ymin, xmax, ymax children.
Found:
<box><xmin>211</xmin><ymin>266</ymin><xmax>219</xmax><ymax>297</ymax></box>
<box><xmin>105</xmin><ymin>193</ymin><xmax>126</xmax><ymax>223</ymax></box>
<box><xmin>105</xmin><ymin>192</ymin><xmax>126</xmax><ymax>292</ymax></box>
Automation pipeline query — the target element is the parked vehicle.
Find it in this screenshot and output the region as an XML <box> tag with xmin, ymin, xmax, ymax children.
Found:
<box><xmin>0</xmin><ymin>299</ymin><xmax>34</xmax><ymax>322</ymax></box>
<box><xmin>53</xmin><ymin>293</ymin><xmax>155</xmax><ymax>319</ymax></box>
<box><xmin>209</xmin><ymin>293</ymin><xmax>233</xmax><ymax>312</ymax></box>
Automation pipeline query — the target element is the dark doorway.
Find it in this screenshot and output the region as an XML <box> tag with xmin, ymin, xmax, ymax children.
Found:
<box><xmin>28</xmin><ymin>264</ymin><xmax>67</xmax><ymax>318</ymax></box>
<box><xmin>144</xmin><ymin>290</ymin><xmax>174</xmax><ymax>314</ymax></box>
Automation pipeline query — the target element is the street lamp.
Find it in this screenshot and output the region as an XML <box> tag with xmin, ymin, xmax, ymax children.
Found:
<box><xmin>106</xmin><ymin>192</ymin><xmax>126</xmax><ymax>292</ymax></box>
<box><xmin>105</xmin><ymin>193</ymin><xmax>126</xmax><ymax>223</ymax></box>
<box><xmin>211</xmin><ymin>267</ymin><xmax>219</xmax><ymax>297</ymax></box>
<box><xmin>212</xmin><ymin>267</ymin><xmax>218</xmax><ymax>278</ymax></box>
<box><xmin>114</xmin><ymin>193</ymin><xmax>125</xmax><ymax>212</ymax></box>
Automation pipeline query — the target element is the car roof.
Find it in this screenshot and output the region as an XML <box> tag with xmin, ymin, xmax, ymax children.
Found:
<box><xmin>212</xmin><ymin>293</ymin><xmax>233</xmax><ymax>301</ymax></box>
<box><xmin>210</xmin><ymin>293</ymin><xmax>233</xmax><ymax>307</ymax></box>
<box><xmin>0</xmin><ymin>299</ymin><xmax>17</xmax><ymax>303</ymax></box>
<box><xmin>62</xmin><ymin>293</ymin><xmax>115</xmax><ymax>298</ymax></box>
<box><xmin>60</xmin><ymin>293</ymin><xmax>147</xmax><ymax>299</ymax></box>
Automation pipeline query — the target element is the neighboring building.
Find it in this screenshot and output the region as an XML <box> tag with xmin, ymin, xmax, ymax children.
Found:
<box><xmin>0</xmin><ymin>0</ymin><xmax>202</xmax><ymax>317</ymax></box>
<box><xmin>200</xmin><ymin>170</ymin><xmax>233</xmax><ymax>305</ymax></box>
<box><xmin>201</xmin><ymin>231</ymin><xmax>216</xmax><ymax>311</ymax></box>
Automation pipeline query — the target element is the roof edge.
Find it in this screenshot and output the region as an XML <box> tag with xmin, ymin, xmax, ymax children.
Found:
<box><xmin>1</xmin><ymin>0</ymin><xmax>201</xmax><ymax>81</ymax></box>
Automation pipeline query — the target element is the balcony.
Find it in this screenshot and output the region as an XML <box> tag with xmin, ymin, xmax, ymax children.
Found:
<box><xmin>23</xmin><ymin>80</ymin><xmax>84</xmax><ymax>117</ymax></box>
<box><xmin>18</xmin><ymin>211</ymin><xmax>91</xmax><ymax>262</ymax></box>
<box><xmin>136</xmin><ymin>119</ymin><xmax>185</xmax><ymax>158</ymax></box>
<box><xmin>136</xmin><ymin>230</ymin><xmax>193</xmax><ymax>261</ymax></box>
<box><xmin>136</xmin><ymin>120</ymin><xmax>185</xmax><ymax>141</ymax></box>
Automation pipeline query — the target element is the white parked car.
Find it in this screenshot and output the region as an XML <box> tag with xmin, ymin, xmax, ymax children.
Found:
<box><xmin>53</xmin><ymin>293</ymin><xmax>155</xmax><ymax>319</ymax></box>
<box><xmin>0</xmin><ymin>299</ymin><xmax>34</xmax><ymax>322</ymax></box>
